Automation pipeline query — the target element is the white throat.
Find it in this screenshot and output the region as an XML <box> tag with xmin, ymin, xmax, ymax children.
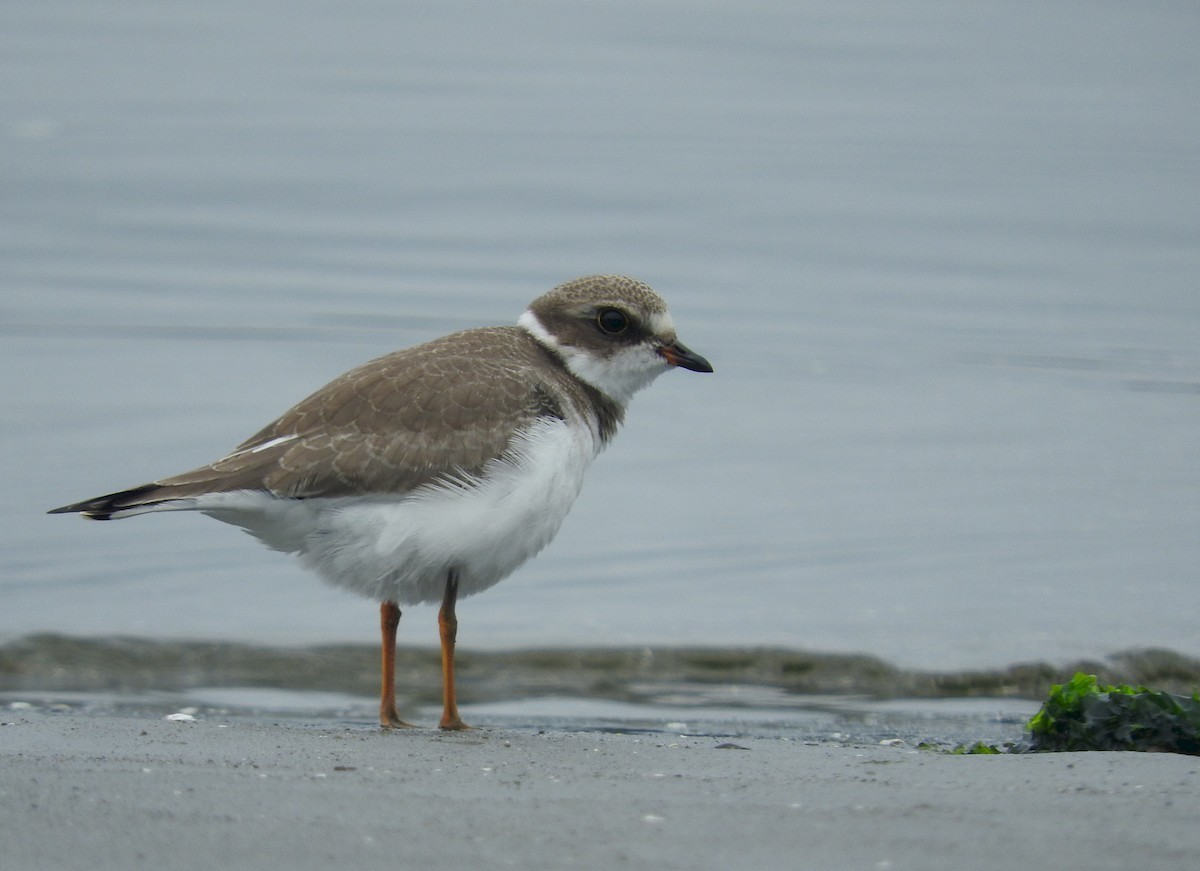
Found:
<box><xmin>517</xmin><ymin>310</ymin><xmax>670</xmax><ymax>407</ymax></box>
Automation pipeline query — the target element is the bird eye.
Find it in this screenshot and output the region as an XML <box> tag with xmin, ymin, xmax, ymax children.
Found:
<box><xmin>596</xmin><ymin>308</ymin><xmax>628</xmax><ymax>335</ymax></box>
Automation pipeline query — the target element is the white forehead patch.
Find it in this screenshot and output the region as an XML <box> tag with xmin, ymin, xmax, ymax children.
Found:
<box><xmin>648</xmin><ymin>310</ymin><xmax>676</xmax><ymax>338</ymax></box>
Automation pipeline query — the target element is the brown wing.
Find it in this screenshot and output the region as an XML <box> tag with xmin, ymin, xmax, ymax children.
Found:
<box><xmin>50</xmin><ymin>327</ymin><xmax>562</xmax><ymax>516</ymax></box>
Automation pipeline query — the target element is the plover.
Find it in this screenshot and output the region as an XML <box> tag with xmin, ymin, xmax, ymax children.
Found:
<box><xmin>49</xmin><ymin>275</ymin><xmax>713</xmax><ymax>729</ymax></box>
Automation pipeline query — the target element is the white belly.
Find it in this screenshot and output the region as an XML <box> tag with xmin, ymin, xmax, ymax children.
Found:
<box><xmin>198</xmin><ymin>417</ymin><xmax>598</xmax><ymax>605</ymax></box>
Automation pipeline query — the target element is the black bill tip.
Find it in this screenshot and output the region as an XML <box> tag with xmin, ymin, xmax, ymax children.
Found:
<box><xmin>660</xmin><ymin>341</ymin><xmax>713</xmax><ymax>373</ymax></box>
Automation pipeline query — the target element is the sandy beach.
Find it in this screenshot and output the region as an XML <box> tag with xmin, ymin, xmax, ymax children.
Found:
<box><xmin>3</xmin><ymin>705</ymin><xmax>1197</xmax><ymax>871</ymax></box>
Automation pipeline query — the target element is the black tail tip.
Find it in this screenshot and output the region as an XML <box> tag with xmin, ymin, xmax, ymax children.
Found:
<box><xmin>48</xmin><ymin>501</ymin><xmax>114</xmax><ymax>519</ymax></box>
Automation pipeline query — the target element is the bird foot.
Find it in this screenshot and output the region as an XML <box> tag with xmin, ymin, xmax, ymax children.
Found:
<box><xmin>380</xmin><ymin>709</ymin><xmax>418</xmax><ymax>730</ymax></box>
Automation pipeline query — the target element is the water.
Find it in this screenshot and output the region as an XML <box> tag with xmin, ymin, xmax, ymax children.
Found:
<box><xmin>0</xmin><ymin>690</ymin><xmax>1038</xmax><ymax>749</ymax></box>
<box><xmin>3</xmin><ymin>1</ymin><xmax>1198</xmax><ymax>676</ymax></box>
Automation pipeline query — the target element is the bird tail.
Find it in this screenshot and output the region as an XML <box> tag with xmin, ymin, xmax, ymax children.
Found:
<box><xmin>47</xmin><ymin>483</ymin><xmax>195</xmax><ymax>520</ymax></box>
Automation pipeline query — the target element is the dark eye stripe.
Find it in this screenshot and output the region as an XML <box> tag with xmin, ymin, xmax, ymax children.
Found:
<box><xmin>596</xmin><ymin>308</ymin><xmax>629</xmax><ymax>335</ymax></box>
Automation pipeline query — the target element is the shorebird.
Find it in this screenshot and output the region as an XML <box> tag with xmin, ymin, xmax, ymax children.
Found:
<box><xmin>49</xmin><ymin>275</ymin><xmax>713</xmax><ymax>729</ymax></box>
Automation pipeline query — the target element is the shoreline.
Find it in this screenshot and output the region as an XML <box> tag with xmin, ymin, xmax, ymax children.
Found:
<box><xmin>4</xmin><ymin>634</ymin><xmax>1199</xmax><ymax>703</ymax></box>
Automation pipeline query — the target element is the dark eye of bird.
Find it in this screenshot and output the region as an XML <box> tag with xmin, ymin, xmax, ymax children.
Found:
<box><xmin>596</xmin><ymin>308</ymin><xmax>629</xmax><ymax>335</ymax></box>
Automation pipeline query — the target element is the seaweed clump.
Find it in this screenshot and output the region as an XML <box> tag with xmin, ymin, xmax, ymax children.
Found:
<box><xmin>1025</xmin><ymin>672</ymin><xmax>1200</xmax><ymax>755</ymax></box>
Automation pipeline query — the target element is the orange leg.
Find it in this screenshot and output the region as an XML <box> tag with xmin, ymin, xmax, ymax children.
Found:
<box><xmin>379</xmin><ymin>600</ymin><xmax>415</xmax><ymax>729</ymax></box>
<box><xmin>438</xmin><ymin>571</ymin><xmax>471</xmax><ymax>730</ymax></box>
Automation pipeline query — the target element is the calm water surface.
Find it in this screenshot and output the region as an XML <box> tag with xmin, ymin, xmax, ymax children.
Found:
<box><xmin>3</xmin><ymin>1</ymin><xmax>1198</xmax><ymax>672</ymax></box>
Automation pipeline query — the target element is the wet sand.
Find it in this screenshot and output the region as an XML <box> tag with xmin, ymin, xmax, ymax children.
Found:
<box><xmin>3</xmin><ymin>706</ymin><xmax>1197</xmax><ymax>871</ymax></box>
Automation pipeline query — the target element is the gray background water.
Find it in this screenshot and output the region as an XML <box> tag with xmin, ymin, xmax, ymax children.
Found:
<box><xmin>3</xmin><ymin>1</ymin><xmax>1197</xmax><ymax>671</ymax></box>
